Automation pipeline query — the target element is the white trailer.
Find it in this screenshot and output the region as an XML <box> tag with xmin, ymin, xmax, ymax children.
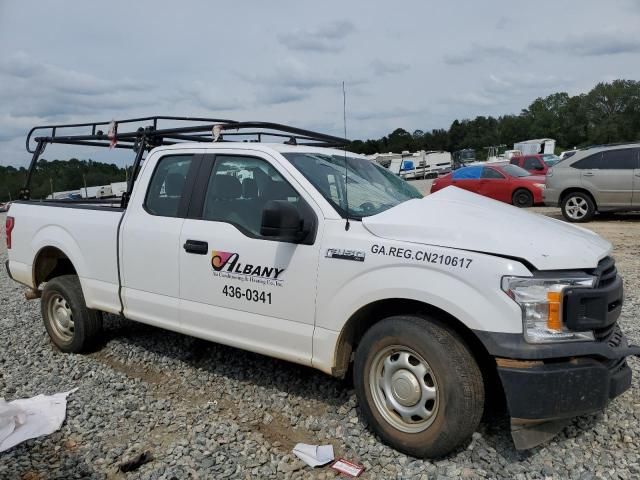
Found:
<box><xmin>514</xmin><ymin>139</ymin><xmax>555</xmax><ymax>155</ymax></box>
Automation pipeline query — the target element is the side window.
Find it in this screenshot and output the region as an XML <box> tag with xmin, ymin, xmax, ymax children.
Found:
<box><xmin>509</xmin><ymin>158</ymin><xmax>519</xmax><ymax>165</ymax></box>
<box><xmin>601</xmin><ymin>149</ymin><xmax>636</xmax><ymax>169</ymax></box>
<box><xmin>202</xmin><ymin>156</ymin><xmax>301</xmax><ymax>236</ymax></box>
<box><xmin>481</xmin><ymin>167</ymin><xmax>505</xmax><ymax>179</ymax></box>
<box><xmin>523</xmin><ymin>157</ymin><xmax>542</xmax><ymax>170</ymax></box>
<box><xmin>452</xmin><ymin>166</ymin><xmax>482</xmax><ymax>179</ymax></box>
<box><xmin>572</xmin><ymin>153</ymin><xmax>602</xmax><ymax>170</ymax></box>
<box><xmin>145</xmin><ymin>155</ymin><xmax>193</xmax><ymax>217</ymax></box>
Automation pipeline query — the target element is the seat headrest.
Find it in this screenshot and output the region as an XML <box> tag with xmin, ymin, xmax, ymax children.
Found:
<box><xmin>265</xmin><ymin>179</ymin><xmax>294</xmax><ymax>200</ymax></box>
<box><xmin>165</xmin><ymin>173</ymin><xmax>184</xmax><ymax>196</ymax></box>
<box><xmin>211</xmin><ymin>174</ymin><xmax>241</xmax><ymax>200</ymax></box>
<box><xmin>242</xmin><ymin>178</ymin><xmax>258</xmax><ymax>198</ymax></box>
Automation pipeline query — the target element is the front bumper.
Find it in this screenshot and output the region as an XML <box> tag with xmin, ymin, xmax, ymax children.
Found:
<box><xmin>542</xmin><ymin>186</ymin><xmax>560</xmax><ymax>206</ymax></box>
<box><xmin>475</xmin><ymin>265</ymin><xmax>639</xmax><ymax>448</ymax></box>
<box><xmin>476</xmin><ymin>326</ymin><xmax>639</xmax><ymax>449</ymax></box>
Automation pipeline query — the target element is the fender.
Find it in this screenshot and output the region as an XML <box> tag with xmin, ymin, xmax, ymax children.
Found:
<box><xmin>31</xmin><ymin>224</ymin><xmax>88</xmax><ymax>285</ymax></box>
<box><xmin>317</xmin><ymin>263</ymin><xmax>526</xmax><ymax>336</ymax></box>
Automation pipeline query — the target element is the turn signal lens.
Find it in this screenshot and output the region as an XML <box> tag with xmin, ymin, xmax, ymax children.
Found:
<box><xmin>546</xmin><ymin>290</ymin><xmax>562</xmax><ymax>331</ymax></box>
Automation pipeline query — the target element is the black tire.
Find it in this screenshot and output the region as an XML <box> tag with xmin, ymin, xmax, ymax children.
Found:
<box><xmin>353</xmin><ymin>315</ymin><xmax>484</xmax><ymax>458</ymax></box>
<box><xmin>561</xmin><ymin>191</ymin><xmax>595</xmax><ymax>222</ymax></box>
<box><xmin>512</xmin><ymin>188</ymin><xmax>534</xmax><ymax>208</ymax></box>
<box><xmin>40</xmin><ymin>275</ymin><xmax>103</xmax><ymax>353</ymax></box>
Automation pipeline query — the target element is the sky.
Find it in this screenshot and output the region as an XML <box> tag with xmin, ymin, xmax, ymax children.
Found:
<box><xmin>1</xmin><ymin>0</ymin><xmax>640</xmax><ymax>167</ymax></box>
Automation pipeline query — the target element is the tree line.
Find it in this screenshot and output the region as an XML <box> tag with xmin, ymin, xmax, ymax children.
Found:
<box><xmin>0</xmin><ymin>159</ymin><xmax>127</xmax><ymax>201</ymax></box>
<box><xmin>347</xmin><ymin>79</ymin><xmax>640</xmax><ymax>158</ymax></box>
<box><xmin>1</xmin><ymin>79</ymin><xmax>638</xmax><ymax>202</ymax></box>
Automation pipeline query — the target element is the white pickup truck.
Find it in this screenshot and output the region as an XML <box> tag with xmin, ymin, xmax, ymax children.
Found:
<box><xmin>5</xmin><ymin>118</ymin><xmax>639</xmax><ymax>458</ymax></box>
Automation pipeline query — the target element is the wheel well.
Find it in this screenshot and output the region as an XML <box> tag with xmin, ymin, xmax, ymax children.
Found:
<box><xmin>33</xmin><ymin>247</ymin><xmax>77</xmax><ymax>288</ymax></box>
<box><xmin>560</xmin><ymin>188</ymin><xmax>597</xmax><ymax>209</ymax></box>
<box><xmin>513</xmin><ymin>187</ymin><xmax>531</xmax><ymax>196</ymax></box>
<box><xmin>333</xmin><ymin>299</ymin><xmax>494</xmax><ymax>379</ymax></box>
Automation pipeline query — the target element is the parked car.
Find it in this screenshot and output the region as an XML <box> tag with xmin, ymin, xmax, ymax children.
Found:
<box><xmin>544</xmin><ymin>143</ymin><xmax>640</xmax><ymax>222</ymax></box>
<box><xmin>7</xmin><ymin>117</ymin><xmax>639</xmax><ymax>458</ymax></box>
<box><xmin>508</xmin><ymin>154</ymin><xmax>547</xmax><ymax>174</ymax></box>
<box><xmin>430</xmin><ymin>163</ymin><xmax>545</xmax><ymax>207</ymax></box>
<box><xmin>541</xmin><ymin>153</ymin><xmax>561</xmax><ymax>166</ymax></box>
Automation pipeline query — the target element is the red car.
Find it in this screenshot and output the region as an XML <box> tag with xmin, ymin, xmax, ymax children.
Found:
<box><xmin>509</xmin><ymin>154</ymin><xmax>550</xmax><ymax>174</ymax></box>
<box><xmin>430</xmin><ymin>163</ymin><xmax>545</xmax><ymax>207</ymax></box>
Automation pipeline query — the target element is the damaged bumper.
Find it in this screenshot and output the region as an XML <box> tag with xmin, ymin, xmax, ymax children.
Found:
<box><xmin>475</xmin><ymin>326</ymin><xmax>640</xmax><ymax>449</ymax></box>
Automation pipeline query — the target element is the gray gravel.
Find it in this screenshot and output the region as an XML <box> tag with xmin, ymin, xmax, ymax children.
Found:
<box><xmin>1</xmin><ymin>210</ymin><xmax>639</xmax><ymax>479</ymax></box>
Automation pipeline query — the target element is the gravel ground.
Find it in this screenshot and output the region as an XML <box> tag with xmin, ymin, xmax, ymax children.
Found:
<box><xmin>1</xmin><ymin>202</ymin><xmax>639</xmax><ymax>479</ymax></box>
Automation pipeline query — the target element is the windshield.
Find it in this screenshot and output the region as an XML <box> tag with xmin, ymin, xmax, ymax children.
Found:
<box><xmin>501</xmin><ymin>164</ymin><xmax>531</xmax><ymax>177</ymax></box>
<box><xmin>284</xmin><ymin>152</ymin><xmax>422</xmax><ymax>218</ymax></box>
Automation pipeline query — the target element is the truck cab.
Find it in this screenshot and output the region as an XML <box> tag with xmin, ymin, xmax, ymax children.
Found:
<box><xmin>5</xmin><ymin>117</ymin><xmax>639</xmax><ymax>458</ymax></box>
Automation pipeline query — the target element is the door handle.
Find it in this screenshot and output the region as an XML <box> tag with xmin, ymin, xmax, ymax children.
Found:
<box><xmin>183</xmin><ymin>240</ymin><xmax>209</xmax><ymax>255</ymax></box>
<box><xmin>584</xmin><ymin>171</ymin><xmax>594</xmax><ymax>176</ymax></box>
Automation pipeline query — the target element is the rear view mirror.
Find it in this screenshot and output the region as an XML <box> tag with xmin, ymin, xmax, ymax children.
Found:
<box><xmin>260</xmin><ymin>200</ymin><xmax>307</xmax><ymax>243</ymax></box>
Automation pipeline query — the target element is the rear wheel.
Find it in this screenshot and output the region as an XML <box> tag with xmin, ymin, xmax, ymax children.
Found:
<box><xmin>512</xmin><ymin>189</ymin><xmax>533</xmax><ymax>208</ymax></box>
<box><xmin>561</xmin><ymin>192</ymin><xmax>595</xmax><ymax>222</ymax></box>
<box><xmin>354</xmin><ymin>315</ymin><xmax>484</xmax><ymax>458</ymax></box>
<box><xmin>41</xmin><ymin>275</ymin><xmax>103</xmax><ymax>353</ymax></box>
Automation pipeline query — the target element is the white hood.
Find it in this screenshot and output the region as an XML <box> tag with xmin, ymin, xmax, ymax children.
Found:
<box><xmin>362</xmin><ymin>187</ymin><xmax>611</xmax><ymax>270</ymax></box>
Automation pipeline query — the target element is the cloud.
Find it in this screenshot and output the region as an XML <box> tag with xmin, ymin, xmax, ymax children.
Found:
<box><xmin>238</xmin><ymin>57</ymin><xmax>368</xmax><ymax>107</ymax></box>
<box><xmin>530</xmin><ymin>32</ymin><xmax>640</xmax><ymax>56</ymax></box>
<box><xmin>260</xmin><ymin>89</ymin><xmax>310</xmax><ymax>105</ymax></box>
<box><xmin>443</xmin><ymin>44</ymin><xmax>521</xmax><ymax>65</ymax></box>
<box><xmin>484</xmin><ymin>73</ymin><xmax>569</xmax><ymax>94</ymax></box>
<box><xmin>351</xmin><ymin>106</ymin><xmax>427</xmax><ymax>121</ymax></box>
<box><xmin>441</xmin><ymin>91</ymin><xmax>498</xmax><ymax>108</ymax></box>
<box><xmin>278</xmin><ymin>20</ymin><xmax>355</xmax><ymax>53</ymax></box>
<box><xmin>0</xmin><ymin>52</ymin><xmax>160</xmax><ymax>139</ymax></box>
<box><xmin>370</xmin><ymin>59</ymin><xmax>409</xmax><ymax>76</ymax></box>
<box><xmin>178</xmin><ymin>82</ymin><xmax>244</xmax><ymax>111</ymax></box>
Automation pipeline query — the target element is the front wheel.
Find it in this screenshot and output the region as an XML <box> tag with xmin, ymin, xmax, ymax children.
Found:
<box><xmin>512</xmin><ymin>188</ymin><xmax>533</xmax><ymax>208</ymax></box>
<box><xmin>353</xmin><ymin>315</ymin><xmax>484</xmax><ymax>458</ymax></box>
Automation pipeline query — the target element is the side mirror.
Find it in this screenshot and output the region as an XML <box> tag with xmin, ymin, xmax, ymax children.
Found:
<box><xmin>260</xmin><ymin>200</ymin><xmax>307</xmax><ymax>243</ymax></box>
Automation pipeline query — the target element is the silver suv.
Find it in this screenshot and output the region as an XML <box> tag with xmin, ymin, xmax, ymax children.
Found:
<box><xmin>544</xmin><ymin>143</ymin><xmax>640</xmax><ymax>222</ymax></box>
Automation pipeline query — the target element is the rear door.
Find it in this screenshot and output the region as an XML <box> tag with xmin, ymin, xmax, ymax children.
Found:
<box><xmin>120</xmin><ymin>151</ymin><xmax>203</xmax><ymax>331</ymax></box>
<box><xmin>178</xmin><ymin>151</ymin><xmax>322</xmax><ymax>365</ymax></box>
<box><xmin>450</xmin><ymin>166</ymin><xmax>482</xmax><ymax>193</ymax></box>
<box><xmin>576</xmin><ymin>149</ymin><xmax>635</xmax><ymax>207</ymax></box>
<box><xmin>632</xmin><ymin>148</ymin><xmax>640</xmax><ymax>206</ymax></box>
<box><xmin>478</xmin><ymin>166</ymin><xmax>510</xmax><ymax>202</ymax></box>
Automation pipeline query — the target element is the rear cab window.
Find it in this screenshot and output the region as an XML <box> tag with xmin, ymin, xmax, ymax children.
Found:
<box><xmin>145</xmin><ymin>155</ymin><xmax>195</xmax><ymax>217</ymax></box>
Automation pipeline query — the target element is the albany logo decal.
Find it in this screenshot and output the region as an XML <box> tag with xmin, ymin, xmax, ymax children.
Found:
<box><xmin>211</xmin><ymin>250</ymin><xmax>285</xmax><ymax>286</ymax></box>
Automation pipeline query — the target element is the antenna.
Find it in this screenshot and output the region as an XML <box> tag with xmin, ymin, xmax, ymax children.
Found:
<box><xmin>343</xmin><ymin>81</ymin><xmax>350</xmax><ymax>231</ymax></box>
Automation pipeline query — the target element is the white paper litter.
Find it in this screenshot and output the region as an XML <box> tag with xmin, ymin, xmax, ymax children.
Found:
<box><xmin>292</xmin><ymin>443</ymin><xmax>334</xmax><ymax>467</ymax></box>
<box><xmin>0</xmin><ymin>388</ymin><xmax>78</xmax><ymax>452</ymax></box>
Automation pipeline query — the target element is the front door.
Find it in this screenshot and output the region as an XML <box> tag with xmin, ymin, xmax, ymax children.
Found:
<box><xmin>178</xmin><ymin>152</ymin><xmax>322</xmax><ymax>365</ymax></box>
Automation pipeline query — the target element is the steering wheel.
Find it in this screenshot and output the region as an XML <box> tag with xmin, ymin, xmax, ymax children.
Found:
<box><xmin>359</xmin><ymin>202</ymin><xmax>375</xmax><ymax>213</ymax></box>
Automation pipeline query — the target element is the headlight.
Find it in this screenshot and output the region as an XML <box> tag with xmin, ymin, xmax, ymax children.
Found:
<box><xmin>502</xmin><ymin>276</ymin><xmax>596</xmax><ymax>343</ymax></box>
<box><xmin>533</xmin><ymin>183</ymin><xmax>546</xmax><ymax>189</ymax></box>
<box><xmin>546</xmin><ymin>168</ymin><xmax>553</xmax><ymax>177</ymax></box>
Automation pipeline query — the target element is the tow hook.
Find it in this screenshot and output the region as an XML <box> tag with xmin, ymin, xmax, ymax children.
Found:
<box><xmin>25</xmin><ymin>288</ymin><xmax>41</xmax><ymax>300</ymax></box>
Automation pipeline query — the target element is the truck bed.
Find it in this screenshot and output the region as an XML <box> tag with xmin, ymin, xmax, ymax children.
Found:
<box><xmin>7</xmin><ymin>201</ymin><xmax>124</xmax><ymax>314</ymax></box>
